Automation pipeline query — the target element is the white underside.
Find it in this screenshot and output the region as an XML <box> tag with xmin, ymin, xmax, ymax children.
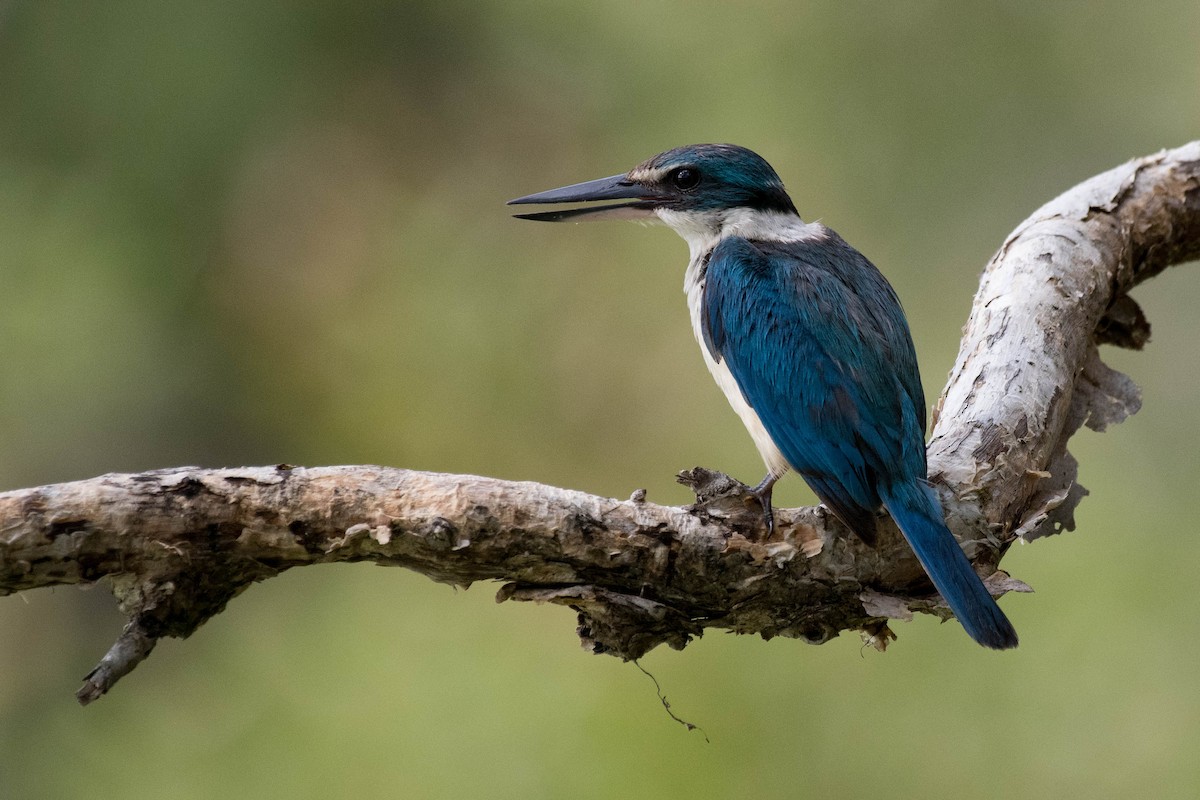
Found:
<box><xmin>687</xmin><ymin>285</ymin><xmax>792</xmax><ymax>478</ymax></box>
<box><xmin>660</xmin><ymin>207</ymin><xmax>827</xmax><ymax>478</ymax></box>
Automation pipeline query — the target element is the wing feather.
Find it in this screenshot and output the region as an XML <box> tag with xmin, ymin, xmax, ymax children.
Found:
<box><xmin>701</xmin><ymin>232</ymin><xmax>926</xmax><ymax>541</ymax></box>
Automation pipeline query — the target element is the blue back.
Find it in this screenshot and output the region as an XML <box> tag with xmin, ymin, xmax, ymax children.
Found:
<box><xmin>702</xmin><ymin>231</ymin><xmax>927</xmax><ymax>543</ymax></box>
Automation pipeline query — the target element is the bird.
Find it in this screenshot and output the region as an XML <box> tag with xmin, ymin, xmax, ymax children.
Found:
<box><xmin>508</xmin><ymin>143</ymin><xmax>1018</xmax><ymax>650</ymax></box>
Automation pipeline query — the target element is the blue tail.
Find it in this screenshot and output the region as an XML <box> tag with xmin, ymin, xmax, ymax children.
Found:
<box><xmin>880</xmin><ymin>481</ymin><xmax>1018</xmax><ymax>649</ymax></box>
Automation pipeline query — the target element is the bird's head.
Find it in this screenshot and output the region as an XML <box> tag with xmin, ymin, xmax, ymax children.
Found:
<box><xmin>507</xmin><ymin>144</ymin><xmax>799</xmax><ymax>228</ymax></box>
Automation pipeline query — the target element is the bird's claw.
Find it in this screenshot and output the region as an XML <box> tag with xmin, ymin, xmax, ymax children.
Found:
<box><xmin>748</xmin><ymin>474</ymin><xmax>778</xmax><ymax>538</ymax></box>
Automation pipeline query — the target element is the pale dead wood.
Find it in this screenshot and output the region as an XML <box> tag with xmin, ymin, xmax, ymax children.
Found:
<box><xmin>2</xmin><ymin>142</ymin><xmax>1197</xmax><ymax>704</ymax></box>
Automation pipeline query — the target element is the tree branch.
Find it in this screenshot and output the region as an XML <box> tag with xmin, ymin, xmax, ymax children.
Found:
<box><xmin>2</xmin><ymin>142</ymin><xmax>1198</xmax><ymax>704</ymax></box>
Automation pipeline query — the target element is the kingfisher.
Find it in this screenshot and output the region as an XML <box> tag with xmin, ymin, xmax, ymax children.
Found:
<box><xmin>508</xmin><ymin>144</ymin><xmax>1017</xmax><ymax>649</ymax></box>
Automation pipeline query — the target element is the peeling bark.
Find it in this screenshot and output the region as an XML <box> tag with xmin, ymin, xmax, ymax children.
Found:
<box><xmin>929</xmin><ymin>143</ymin><xmax>1199</xmax><ymax>543</ymax></box>
<box><xmin>1</xmin><ymin>142</ymin><xmax>1198</xmax><ymax>704</ymax></box>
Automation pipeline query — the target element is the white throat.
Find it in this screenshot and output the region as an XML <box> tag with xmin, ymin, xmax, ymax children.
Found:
<box><xmin>656</xmin><ymin>207</ymin><xmax>825</xmax><ymax>263</ymax></box>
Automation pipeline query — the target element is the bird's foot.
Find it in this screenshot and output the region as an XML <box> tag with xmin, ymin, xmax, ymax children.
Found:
<box><xmin>676</xmin><ymin>467</ymin><xmax>779</xmax><ymax>539</ymax></box>
<box><xmin>747</xmin><ymin>474</ymin><xmax>778</xmax><ymax>538</ymax></box>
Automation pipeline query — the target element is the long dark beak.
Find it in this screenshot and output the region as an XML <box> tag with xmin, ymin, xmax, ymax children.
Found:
<box><xmin>507</xmin><ymin>174</ymin><xmax>659</xmax><ymax>222</ymax></box>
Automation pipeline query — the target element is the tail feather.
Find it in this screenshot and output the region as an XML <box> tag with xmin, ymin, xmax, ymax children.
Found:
<box><xmin>880</xmin><ymin>481</ymin><xmax>1018</xmax><ymax>650</ymax></box>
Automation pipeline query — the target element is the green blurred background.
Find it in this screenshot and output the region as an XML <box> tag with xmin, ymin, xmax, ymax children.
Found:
<box><xmin>2</xmin><ymin>2</ymin><xmax>1198</xmax><ymax>797</ymax></box>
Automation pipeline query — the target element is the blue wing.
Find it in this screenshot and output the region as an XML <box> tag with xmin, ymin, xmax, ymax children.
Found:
<box><xmin>702</xmin><ymin>231</ymin><xmax>928</xmax><ymax>543</ymax></box>
<box><xmin>703</xmin><ymin>233</ymin><xmax>1019</xmax><ymax>649</ymax></box>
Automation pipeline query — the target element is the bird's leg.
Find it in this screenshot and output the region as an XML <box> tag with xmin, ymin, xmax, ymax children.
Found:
<box><xmin>749</xmin><ymin>473</ymin><xmax>778</xmax><ymax>537</ymax></box>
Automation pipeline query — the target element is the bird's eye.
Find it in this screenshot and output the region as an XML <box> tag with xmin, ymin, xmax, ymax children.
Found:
<box><xmin>669</xmin><ymin>167</ymin><xmax>700</xmax><ymax>190</ymax></box>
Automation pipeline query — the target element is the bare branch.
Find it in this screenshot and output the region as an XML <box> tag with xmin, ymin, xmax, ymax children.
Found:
<box><xmin>1</xmin><ymin>142</ymin><xmax>1197</xmax><ymax>703</ymax></box>
<box><xmin>930</xmin><ymin>142</ymin><xmax>1200</xmax><ymax>541</ymax></box>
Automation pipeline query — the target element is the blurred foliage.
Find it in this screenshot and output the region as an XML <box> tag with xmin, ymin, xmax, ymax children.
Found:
<box><xmin>2</xmin><ymin>1</ymin><xmax>1199</xmax><ymax>798</ymax></box>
